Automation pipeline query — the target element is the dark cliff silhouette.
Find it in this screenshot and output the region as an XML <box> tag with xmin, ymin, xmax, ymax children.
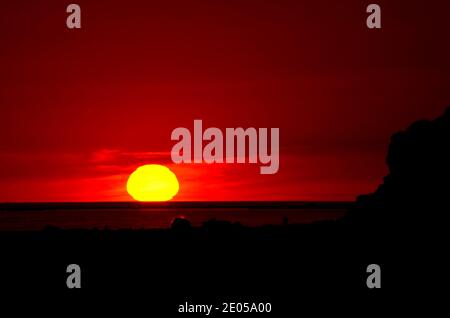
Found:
<box><xmin>346</xmin><ymin>107</ymin><xmax>450</xmax><ymax>230</ymax></box>
<box><xmin>342</xmin><ymin>107</ymin><xmax>450</xmax><ymax>293</ymax></box>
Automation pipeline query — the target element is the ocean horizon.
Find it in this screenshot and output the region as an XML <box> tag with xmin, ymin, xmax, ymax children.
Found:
<box><xmin>0</xmin><ymin>201</ymin><xmax>350</xmax><ymax>230</ymax></box>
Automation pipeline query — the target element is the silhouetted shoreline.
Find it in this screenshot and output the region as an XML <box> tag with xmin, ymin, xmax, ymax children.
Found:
<box><xmin>0</xmin><ymin>201</ymin><xmax>349</xmax><ymax>230</ymax></box>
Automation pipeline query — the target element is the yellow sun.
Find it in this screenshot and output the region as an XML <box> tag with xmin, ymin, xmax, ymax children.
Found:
<box><xmin>126</xmin><ymin>164</ymin><xmax>179</xmax><ymax>201</ymax></box>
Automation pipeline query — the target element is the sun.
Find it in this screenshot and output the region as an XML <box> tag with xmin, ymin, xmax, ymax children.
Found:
<box><xmin>126</xmin><ymin>164</ymin><xmax>179</xmax><ymax>202</ymax></box>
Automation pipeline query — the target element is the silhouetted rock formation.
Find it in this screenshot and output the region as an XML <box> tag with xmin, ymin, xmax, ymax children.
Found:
<box><xmin>347</xmin><ymin>107</ymin><xmax>450</xmax><ymax>228</ymax></box>
<box><xmin>170</xmin><ymin>216</ymin><xmax>192</xmax><ymax>232</ymax></box>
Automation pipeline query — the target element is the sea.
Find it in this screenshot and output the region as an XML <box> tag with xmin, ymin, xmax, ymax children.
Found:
<box><xmin>0</xmin><ymin>202</ymin><xmax>350</xmax><ymax>230</ymax></box>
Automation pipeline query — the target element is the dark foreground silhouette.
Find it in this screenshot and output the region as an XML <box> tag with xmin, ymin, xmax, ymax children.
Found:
<box><xmin>1</xmin><ymin>108</ymin><xmax>449</xmax><ymax>313</ymax></box>
<box><xmin>347</xmin><ymin>107</ymin><xmax>450</xmax><ymax>227</ymax></box>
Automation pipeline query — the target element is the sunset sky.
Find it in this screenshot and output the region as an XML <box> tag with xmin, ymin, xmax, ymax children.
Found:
<box><xmin>1</xmin><ymin>0</ymin><xmax>450</xmax><ymax>201</ymax></box>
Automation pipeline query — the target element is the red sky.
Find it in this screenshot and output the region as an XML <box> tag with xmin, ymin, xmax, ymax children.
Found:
<box><xmin>1</xmin><ymin>0</ymin><xmax>450</xmax><ymax>202</ymax></box>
